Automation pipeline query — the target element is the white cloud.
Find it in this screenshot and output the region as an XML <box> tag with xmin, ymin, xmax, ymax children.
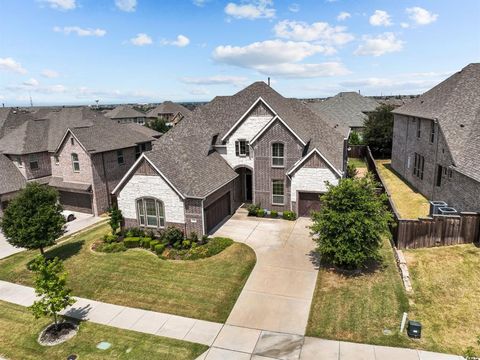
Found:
<box><xmin>406</xmin><ymin>7</ymin><xmax>438</xmax><ymax>25</ymax></box>
<box><xmin>39</xmin><ymin>0</ymin><xmax>76</xmax><ymax>10</ymax></box>
<box><xmin>288</xmin><ymin>3</ymin><xmax>300</xmax><ymax>12</ymax></box>
<box><xmin>337</xmin><ymin>11</ymin><xmax>351</xmax><ymax>21</ymax></box>
<box><xmin>255</xmin><ymin>62</ymin><xmax>350</xmax><ymax>78</ymax></box>
<box><xmin>41</xmin><ymin>69</ymin><xmax>60</xmax><ymax>78</ymax></box>
<box><xmin>180</xmin><ymin>75</ymin><xmax>248</xmax><ymax>86</ymax></box>
<box><xmin>23</xmin><ymin>78</ymin><xmax>39</xmax><ymax>87</ymax></box>
<box><xmin>115</xmin><ymin>0</ymin><xmax>137</xmax><ymax>12</ymax></box>
<box><xmin>274</xmin><ymin>20</ymin><xmax>354</xmax><ymax>47</ymax></box>
<box><xmin>192</xmin><ymin>0</ymin><xmax>209</xmax><ymax>6</ymax></box>
<box><xmin>161</xmin><ymin>35</ymin><xmax>190</xmax><ymax>47</ymax></box>
<box><xmin>354</xmin><ymin>32</ymin><xmax>404</xmax><ymax>56</ymax></box>
<box><xmin>369</xmin><ymin>10</ymin><xmax>392</xmax><ymax>26</ymax></box>
<box><xmin>225</xmin><ymin>0</ymin><xmax>275</xmax><ymax>20</ymax></box>
<box><xmin>0</xmin><ymin>57</ymin><xmax>27</xmax><ymax>74</ymax></box>
<box><xmin>189</xmin><ymin>87</ymin><xmax>210</xmax><ymax>95</ymax></box>
<box><xmin>400</xmin><ymin>22</ymin><xmax>410</xmax><ymax>29</ymax></box>
<box><xmin>130</xmin><ymin>33</ymin><xmax>153</xmax><ymax>46</ymax></box>
<box><xmin>53</xmin><ymin>26</ymin><xmax>106</xmax><ymax>37</ymax></box>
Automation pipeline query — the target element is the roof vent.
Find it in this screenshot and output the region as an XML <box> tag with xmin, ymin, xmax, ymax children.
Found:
<box><xmin>460</xmin><ymin>124</ymin><xmax>465</xmax><ymax>128</ymax></box>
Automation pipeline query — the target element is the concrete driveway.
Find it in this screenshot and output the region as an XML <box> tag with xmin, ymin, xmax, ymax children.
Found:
<box><xmin>0</xmin><ymin>211</ymin><xmax>103</xmax><ymax>260</ymax></box>
<box><xmin>212</xmin><ymin>209</ymin><xmax>318</xmax><ymax>335</ymax></box>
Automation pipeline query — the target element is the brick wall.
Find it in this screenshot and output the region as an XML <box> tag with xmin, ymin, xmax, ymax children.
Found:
<box><xmin>54</xmin><ymin>133</ymin><xmax>93</xmax><ymax>184</ymax></box>
<box><xmin>10</xmin><ymin>152</ymin><xmax>52</xmax><ymax>180</ymax></box>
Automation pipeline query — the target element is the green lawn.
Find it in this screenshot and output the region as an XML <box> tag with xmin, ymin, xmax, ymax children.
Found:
<box><xmin>405</xmin><ymin>244</ymin><xmax>480</xmax><ymax>355</ymax></box>
<box><xmin>348</xmin><ymin>157</ymin><xmax>367</xmax><ymax>168</ymax></box>
<box><xmin>0</xmin><ymin>223</ymin><xmax>256</xmax><ymax>323</ymax></box>
<box><xmin>306</xmin><ymin>237</ymin><xmax>413</xmax><ymax>348</ymax></box>
<box><xmin>375</xmin><ymin>160</ymin><xmax>429</xmax><ymax>219</ymax></box>
<box><xmin>0</xmin><ymin>300</ymin><xmax>207</xmax><ymax>360</ymax></box>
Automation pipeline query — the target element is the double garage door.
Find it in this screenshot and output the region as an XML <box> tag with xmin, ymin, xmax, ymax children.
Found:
<box><xmin>204</xmin><ymin>192</ymin><xmax>231</xmax><ymax>234</ymax></box>
<box><xmin>298</xmin><ymin>192</ymin><xmax>323</xmax><ymax>217</ymax></box>
<box><xmin>59</xmin><ymin>191</ymin><xmax>93</xmax><ymax>214</ymax></box>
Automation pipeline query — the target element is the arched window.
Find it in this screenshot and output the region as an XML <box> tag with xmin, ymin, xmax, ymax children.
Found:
<box><xmin>136</xmin><ymin>198</ymin><xmax>165</xmax><ymax>228</ymax></box>
<box><xmin>272</xmin><ymin>143</ymin><xmax>284</xmax><ymax>167</ymax></box>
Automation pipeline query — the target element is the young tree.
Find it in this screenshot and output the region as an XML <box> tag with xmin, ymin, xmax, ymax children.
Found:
<box><xmin>145</xmin><ymin>118</ymin><xmax>170</xmax><ymax>133</ymax></box>
<box><xmin>363</xmin><ymin>104</ymin><xmax>396</xmax><ymax>157</ymax></box>
<box><xmin>348</xmin><ymin>131</ymin><xmax>363</xmax><ymax>145</ymax></box>
<box><xmin>0</xmin><ymin>183</ymin><xmax>66</xmax><ymax>256</ymax></box>
<box><xmin>311</xmin><ymin>175</ymin><xmax>393</xmax><ymax>269</ymax></box>
<box><xmin>107</xmin><ymin>205</ymin><xmax>123</xmax><ymax>235</ymax></box>
<box><xmin>29</xmin><ymin>256</ymin><xmax>76</xmax><ymax>330</ymax></box>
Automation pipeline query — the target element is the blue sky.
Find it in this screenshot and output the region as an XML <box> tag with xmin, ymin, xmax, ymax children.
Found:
<box><xmin>0</xmin><ymin>0</ymin><xmax>479</xmax><ymax>106</ymax></box>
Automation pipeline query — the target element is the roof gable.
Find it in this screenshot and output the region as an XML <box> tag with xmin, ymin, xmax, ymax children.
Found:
<box><xmin>287</xmin><ymin>148</ymin><xmax>343</xmax><ymax>178</ymax></box>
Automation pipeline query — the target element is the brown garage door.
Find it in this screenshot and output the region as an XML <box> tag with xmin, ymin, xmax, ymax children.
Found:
<box><xmin>205</xmin><ymin>192</ymin><xmax>231</xmax><ymax>233</ymax></box>
<box><xmin>59</xmin><ymin>191</ymin><xmax>93</xmax><ymax>214</ymax></box>
<box><xmin>298</xmin><ymin>192</ymin><xmax>322</xmax><ymax>217</ymax></box>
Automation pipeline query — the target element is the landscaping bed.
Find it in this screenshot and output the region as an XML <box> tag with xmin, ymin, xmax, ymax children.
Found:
<box><xmin>246</xmin><ymin>203</ymin><xmax>297</xmax><ymax>220</ymax></box>
<box><xmin>0</xmin><ymin>300</ymin><xmax>207</xmax><ymax>360</ymax></box>
<box><xmin>0</xmin><ymin>223</ymin><xmax>256</xmax><ymax>323</ymax></box>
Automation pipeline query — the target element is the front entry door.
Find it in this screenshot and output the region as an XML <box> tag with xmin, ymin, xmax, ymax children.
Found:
<box><xmin>245</xmin><ymin>172</ymin><xmax>252</xmax><ymax>202</ymax></box>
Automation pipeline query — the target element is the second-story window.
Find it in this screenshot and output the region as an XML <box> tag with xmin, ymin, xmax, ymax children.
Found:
<box><xmin>235</xmin><ymin>139</ymin><xmax>249</xmax><ymax>157</ymax></box>
<box><xmin>416</xmin><ymin>118</ymin><xmax>421</xmax><ymax>138</ymax></box>
<box><xmin>117</xmin><ymin>150</ymin><xmax>125</xmax><ymax>165</ymax></box>
<box><xmin>413</xmin><ymin>153</ymin><xmax>424</xmax><ymax>180</ymax></box>
<box><xmin>430</xmin><ymin>121</ymin><xmax>435</xmax><ymax>143</ymax></box>
<box><xmin>135</xmin><ymin>143</ymin><xmax>147</xmax><ymax>159</ymax></box>
<box><xmin>71</xmin><ymin>153</ymin><xmax>80</xmax><ymax>172</ymax></box>
<box><xmin>272</xmin><ymin>143</ymin><xmax>284</xmax><ymax>167</ymax></box>
<box><xmin>29</xmin><ymin>154</ymin><xmax>39</xmax><ymax>170</ymax></box>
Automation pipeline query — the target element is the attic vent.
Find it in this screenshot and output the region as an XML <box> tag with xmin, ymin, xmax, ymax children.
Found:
<box><xmin>460</xmin><ymin>124</ymin><xmax>465</xmax><ymax>128</ymax></box>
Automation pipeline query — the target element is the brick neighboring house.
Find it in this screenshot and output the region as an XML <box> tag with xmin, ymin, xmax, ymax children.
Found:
<box><xmin>0</xmin><ymin>107</ymin><xmax>160</xmax><ymax>216</ymax></box>
<box><xmin>104</xmin><ymin>105</ymin><xmax>147</xmax><ymax>125</ymax></box>
<box><xmin>391</xmin><ymin>63</ymin><xmax>480</xmax><ymax>213</ymax></box>
<box><xmin>114</xmin><ymin>82</ymin><xmax>347</xmax><ymax>235</ymax></box>
<box><xmin>146</xmin><ymin>101</ymin><xmax>192</xmax><ymax>126</ymax></box>
<box><xmin>0</xmin><ymin>154</ymin><xmax>26</xmax><ymax>217</ymax></box>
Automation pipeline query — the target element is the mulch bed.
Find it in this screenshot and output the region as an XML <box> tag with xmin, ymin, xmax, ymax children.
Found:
<box><xmin>38</xmin><ymin>321</ymin><xmax>78</xmax><ymax>346</ymax></box>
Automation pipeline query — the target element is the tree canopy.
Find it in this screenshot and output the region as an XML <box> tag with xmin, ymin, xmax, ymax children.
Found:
<box><xmin>363</xmin><ymin>104</ymin><xmax>396</xmax><ymax>157</ymax></box>
<box><xmin>0</xmin><ymin>183</ymin><xmax>66</xmax><ymax>255</ymax></box>
<box><xmin>145</xmin><ymin>118</ymin><xmax>170</xmax><ymax>134</ymax></box>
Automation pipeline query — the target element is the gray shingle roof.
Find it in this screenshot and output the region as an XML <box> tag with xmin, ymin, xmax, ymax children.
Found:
<box><xmin>307</xmin><ymin>92</ymin><xmax>380</xmax><ymax>131</ymax></box>
<box><xmin>141</xmin><ymin>81</ymin><xmax>345</xmax><ymax>198</ymax></box>
<box><xmin>392</xmin><ymin>63</ymin><xmax>480</xmax><ymax>182</ymax></box>
<box><xmin>146</xmin><ymin>101</ymin><xmax>192</xmax><ymax>118</ymax></box>
<box><xmin>104</xmin><ymin>106</ymin><xmax>146</xmax><ymax>119</ymax></box>
<box><xmin>0</xmin><ymin>154</ymin><xmax>26</xmax><ymax>195</ymax></box>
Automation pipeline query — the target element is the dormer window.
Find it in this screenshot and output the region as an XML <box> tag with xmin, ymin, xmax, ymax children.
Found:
<box><xmin>235</xmin><ymin>139</ymin><xmax>249</xmax><ymax>157</ymax></box>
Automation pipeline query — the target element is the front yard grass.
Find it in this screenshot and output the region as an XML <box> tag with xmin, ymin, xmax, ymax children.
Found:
<box><xmin>375</xmin><ymin>159</ymin><xmax>429</xmax><ymax>219</ymax></box>
<box><xmin>0</xmin><ymin>223</ymin><xmax>256</xmax><ymax>323</ymax></box>
<box><xmin>404</xmin><ymin>244</ymin><xmax>480</xmax><ymax>354</ymax></box>
<box><xmin>0</xmin><ymin>300</ymin><xmax>207</xmax><ymax>360</ymax></box>
<box><xmin>306</xmin><ymin>237</ymin><xmax>411</xmax><ymax>347</ymax></box>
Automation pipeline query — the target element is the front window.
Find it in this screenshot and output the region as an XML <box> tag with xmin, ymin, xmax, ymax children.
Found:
<box><xmin>29</xmin><ymin>154</ymin><xmax>39</xmax><ymax>170</ymax></box>
<box><xmin>272</xmin><ymin>143</ymin><xmax>284</xmax><ymax>167</ymax></box>
<box><xmin>136</xmin><ymin>198</ymin><xmax>165</xmax><ymax>228</ymax></box>
<box><xmin>117</xmin><ymin>150</ymin><xmax>125</xmax><ymax>165</ymax></box>
<box><xmin>71</xmin><ymin>153</ymin><xmax>80</xmax><ymax>172</ymax></box>
<box><xmin>272</xmin><ymin>180</ymin><xmax>284</xmax><ymax>205</ymax></box>
<box><xmin>235</xmin><ymin>139</ymin><xmax>249</xmax><ymax>157</ymax></box>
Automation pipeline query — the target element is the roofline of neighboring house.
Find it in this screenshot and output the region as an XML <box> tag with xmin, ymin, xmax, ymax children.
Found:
<box><xmin>221</xmin><ymin>97</ymin><xmax>277</xmax><ymax>142</ymax></box>
<box><xmin>250</xmin><ymin>115</ymin><xmax>307</xmax><ymax>146</ymax></box>
<box><xmin>112</xmin><ymin>153</ymin><xmax>186</xmax><ymax>200</ymax></box>
<box><xmin>287</xmin><ymin>148</ymin><xmax>343</xmax><ymax>178</ymax></box>
<box><xmin>390</xmin><ymin>109</ymin><xmax>435</xmax><ymax>119</ymax></box>
<box><xmin>54</xmin><ymin>128</ymin><xmax>90</xmax><ymax>155</ymax></box>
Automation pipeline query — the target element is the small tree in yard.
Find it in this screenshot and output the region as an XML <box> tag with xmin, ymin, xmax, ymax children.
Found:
<box><xmin>29</xmin><ymin>256</ymin><xmax>76</xmax><ymax>330</ymax></box>
<box><xmin>0</xmin><ymin>183</ymin><xmax>66</xmax><ymax>256</ymax></box>
<box><xmin>311</xmin><ymin>174</ymin><xmax>393</xmax><ymax>269</ymax></box>
<box><xmin>107</xmin><ymin>205</ymin><xmax>123</xmax><ymax>235</ymax></box>
<box><xmin>146</xmin><ymin>118</ymin><xmax>170</xmax><ymax>133</ymax></box>
<box><xmin>363</xmin><ymin>104</ymin><xmax>395</xmax><ymax>158</ymax></box>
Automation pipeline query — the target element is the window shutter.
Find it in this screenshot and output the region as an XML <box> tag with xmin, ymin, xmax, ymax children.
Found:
<box><xmin>245</xmin><ymin>142</ymin><xmax>250</xmax><ymax>156</ymax></box>
<box><xmin>235</xmin><ymin>141</ymin><xmax>239</xmax><ymax>156</ymax></box>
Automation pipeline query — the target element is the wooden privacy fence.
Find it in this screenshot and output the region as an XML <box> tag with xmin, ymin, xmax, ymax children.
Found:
<box><xmin>363</xmin><ymin>146</ymin><xmax>480</xmax><ymax>249</ymax></box>
<box><xmin>347</xmin><ymin>145</ymin><xmax>367</xmax><ymax>159</ymax></box>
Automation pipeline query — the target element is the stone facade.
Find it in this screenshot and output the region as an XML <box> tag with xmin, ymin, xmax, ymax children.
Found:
<box><xmin>391</xmin><ymin>114</ymin><xmax>480</xmax><ymax>212</ymax></box>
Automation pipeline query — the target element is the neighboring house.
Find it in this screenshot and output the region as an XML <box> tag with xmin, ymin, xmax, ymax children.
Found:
<box><xmin>391</xmin><ymin>63</ymin><xmax>480</xmax><ymax>213</ymax></box>
<box><xmin>114</xmin><ymin>82</ymin><xmax>347</xmax><ymax>235</ymax></box>
<box><xmin>0</xmin><ymin>107</ymin><xmax>160</xmax><ymax>215</ymax></box>
<box><xmin>104</xmin><ymin>105</ymin><xmax>147</xmax><ymax>125</ymax></box>
<box><xmin>0</xmin><ymin>154</ymin><xmax>26</xmax><ymax>217</ymax></box>
<box><xmin>308</xmin><ymin>92</ymin><xmax>380</xmax><ymax>136</ymax></box>
<box><xmin>146</xmin><ymin>101</ymin><xmax>192</xmax><ymax>126</ymax></box>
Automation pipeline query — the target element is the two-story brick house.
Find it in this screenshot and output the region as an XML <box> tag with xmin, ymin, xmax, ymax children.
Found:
<box><xmin>0</xmin><ymin>107</ymin><xmax>160</xmax><ymax>216</ymax></box>
<box><xmin>391</xmin><ymin>63</ymin><xmax>480</xmax><ymax>213</ymax></box>
<box><xmin>114</xmin><ymin>82</ymin><xmax>347</xmax><ymax>235</ymax></box>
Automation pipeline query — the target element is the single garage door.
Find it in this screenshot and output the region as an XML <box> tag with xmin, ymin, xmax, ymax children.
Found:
<box><xmin>204</xmin><ymin>192</ymin><xmax>231</xmax><ymax>233</ymax></box>
<box><xmin>59</xmin><ymin>191</ymin><xmax>93</xmax><ymax>214</ymax></box>
<box><xmin>298</xmin><ymin>192</ymin><xmax>322</xmax><ymax>217</ymax></box>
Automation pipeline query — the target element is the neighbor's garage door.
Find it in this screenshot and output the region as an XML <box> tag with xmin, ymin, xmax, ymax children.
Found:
<box><xmin>204</xmin><ymin>192</ymin><xmax>231</xmax><ymax>233</ymax></box>
<box><xmin>59</xmin><ymin>191</ymin><xmax>93</xmax><ymax>214</ymax></box>
<box><xmin>298</xmin><ymin>192</ymin><xmax>322</xmax><ymax>217</ymax></box>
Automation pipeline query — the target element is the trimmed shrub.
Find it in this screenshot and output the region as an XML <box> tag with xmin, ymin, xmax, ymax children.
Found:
<box><xmin>270</xmin><ymin>210</ymin><xmax>278</xmax><ymax>218</ymax></box>
<box><xmin>182</xmin><ymin>240</ymin><xmax>191</xmax><ymax>249</ymax></box>
<box><xmin>150</xmin><ymin>240</ymin><xmax>160</xmax><ymax>251</ymax></box>
<box><xmin>173</xmin><ymin>241</ymin><xmax>182</xmax><ymax>250</ymax></box>
<box><xmin>247</xmin><ymin>203</ymin><xmax>260</xmax><ymax>216</ymax></box>
<box><xmin>124</xmin><ymin>237</ymin><xmax>141</xmax><ymax>248</ymax></box>
<box><xmin>154</xmin><ymin>243</ymin><xmax>165</xmax><ymax>256</ymax></box>
<box><xmin>99</xmin><ymin>242</ymin><xmax>126</xmax><ymax>253</ymax></box>
<box><xmin>141</xmin><ymin>237</ymin><xmax>152</xmax><ymax>248</ymax></box>
<box><xmin>163</xmin><ymin>227</ymin><xmax>184</xmax><ymax>246</ymax></box>
<box><xmin>126</xmin><ymin>227</ymin><xmax>145</xmax><ymax>238</ymax></box>
<box><xmin>282</xmin><ymin>211</ymin><xmax>297</xmax><ymax>221</ymax></box>
<box><xmin>103</xmin><ymin>234</ymin><xmax>119</xmax><ymax>244</ymax></box>
<box><xmin>257</xmin><ymin>209</ymin><xmax>266</xmax><ymax>217</ymax></box>
<box><xmin>164</xmin><ymin>237</ymin><xmax>233</xmax><ymax>260</ymax></box>
<box><xmin>189</xmin><ymin>232</ymin><xmax>199</xmax><ymax>243</ymax></box>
